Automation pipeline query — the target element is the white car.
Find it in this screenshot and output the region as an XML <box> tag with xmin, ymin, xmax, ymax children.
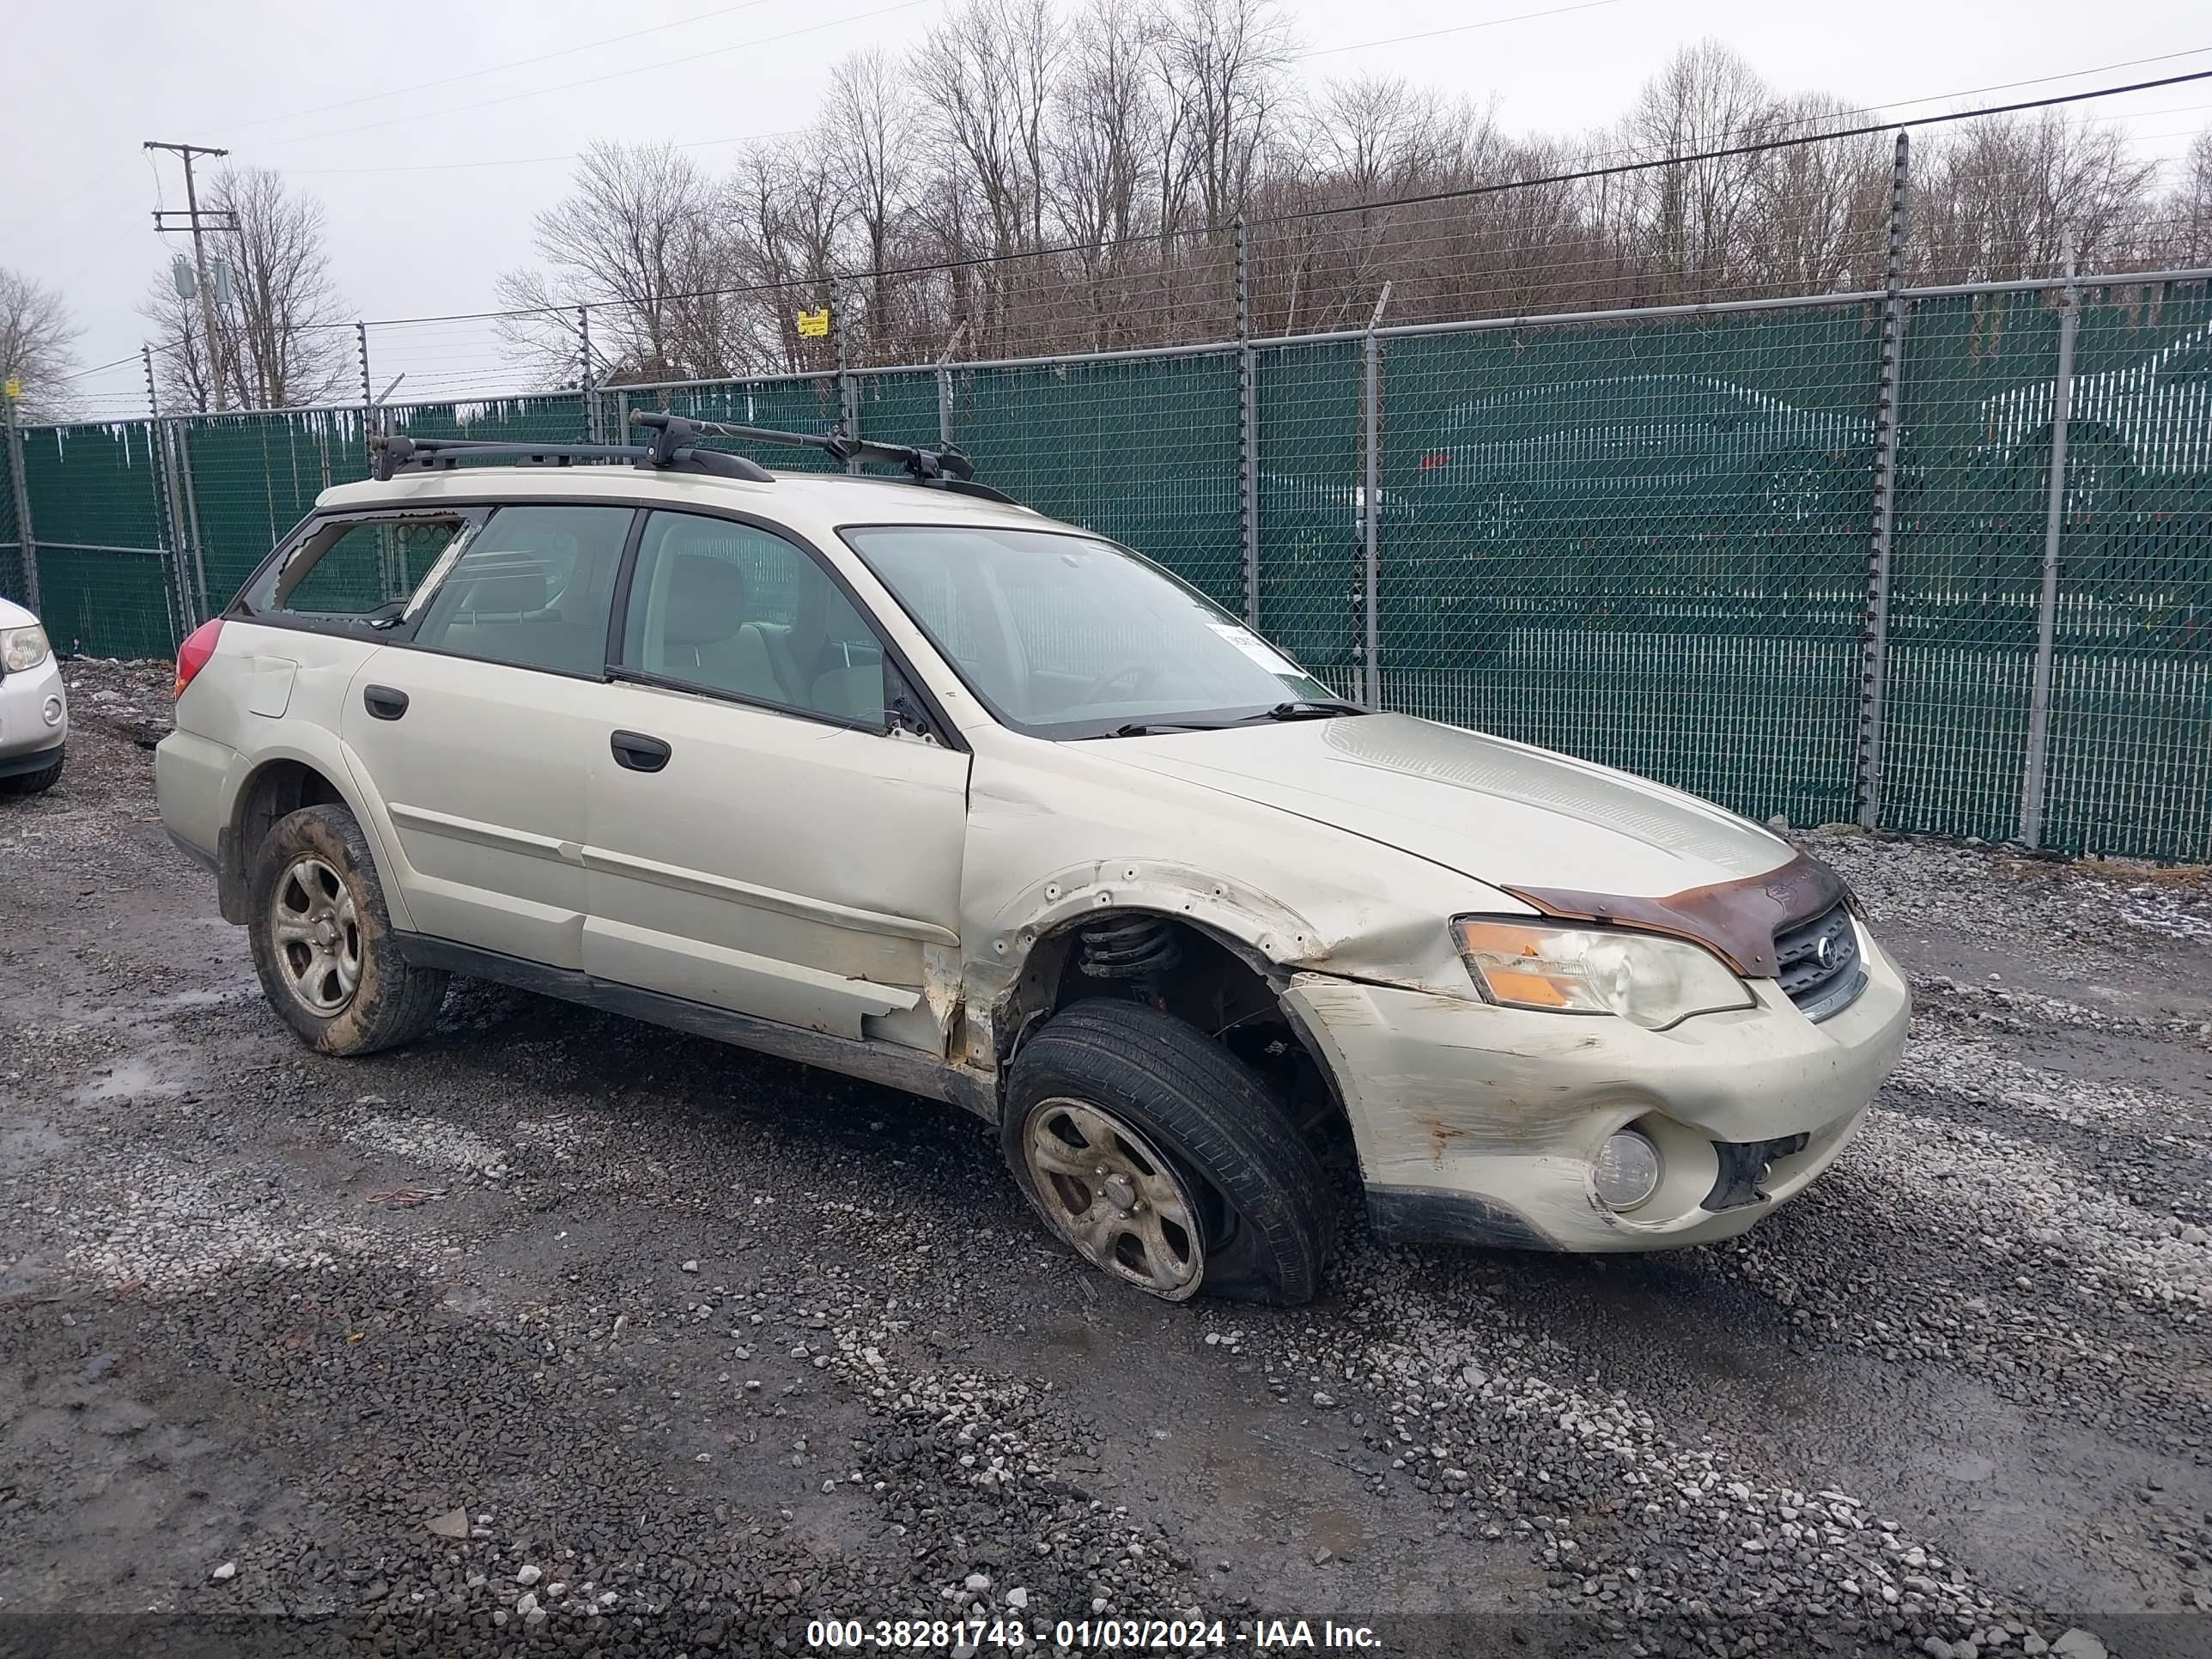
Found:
<box><xmin>1978</xmin><ymin>323</ymin><xmax>2212</xmax><ymax>515</ymax></box>
<box><xmin>155</xmin><ymin>416</ymin><xmax>1909</xmax><ymax>1305</ymax></box>
<box><xmin>0</xmin><ymin>593</ymin><xmax>68</xmax><ymax>796</ymax></box>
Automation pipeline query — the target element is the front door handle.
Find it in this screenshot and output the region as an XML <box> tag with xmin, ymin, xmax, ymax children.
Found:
<box><xmin>610</xmin><ymin>730</ymin><xmax>672</xmax><ymax>773</ymax></box>
<box><xmin>363</xmin><ymin>684</ymin><xmax>409</xmax><ymax>721</ymax></box>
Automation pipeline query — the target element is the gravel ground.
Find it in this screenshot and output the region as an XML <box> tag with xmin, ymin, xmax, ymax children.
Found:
<box><xmin>3</xmin><ymin>659</ymin><xmax>2209</xmax><ymax>1659</ymax></box>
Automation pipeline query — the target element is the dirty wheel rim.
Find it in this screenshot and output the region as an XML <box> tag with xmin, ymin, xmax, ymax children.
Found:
<box><xmin>1024</xmin><ymin>1098</ymin><xmax>1204</xmax><ymax>1300</ymax></box>
<box><xmin>270</xmin><ymin>854</ymin><xmax>362</xmax><ymax>1017</ymax></box>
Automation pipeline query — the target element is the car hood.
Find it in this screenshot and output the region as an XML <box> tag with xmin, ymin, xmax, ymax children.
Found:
<box><xmin>1097</xmin><ymin>713</ymin><xmax>1792</xmax><ymax>898</ymax></box>
<box><xmin>0</xmin><ymin>595</ymin><xmax>38</xmax><ymax>630</ymax></box>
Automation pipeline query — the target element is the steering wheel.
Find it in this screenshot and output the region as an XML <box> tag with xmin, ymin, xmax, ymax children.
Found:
<box><xmin>1076</xmin><ymin>660</ymin><xmax>1162</xmax><ymax>702</ymax></box>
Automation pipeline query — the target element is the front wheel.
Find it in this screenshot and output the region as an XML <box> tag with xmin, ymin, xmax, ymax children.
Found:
<box><xmin>1003</xmin><ymin>1000</ymin><xmax>1334</xmax><ymax>1305</ymax></box>
<box><xmin>246</xmin><ymin>804</ymin><xmax>447</xmax><ymax>1056</ymax></box>
<box><xmin>0</xmin><ymin>750</ymin><xmax>64</xmax><ymax>797</ymax></box>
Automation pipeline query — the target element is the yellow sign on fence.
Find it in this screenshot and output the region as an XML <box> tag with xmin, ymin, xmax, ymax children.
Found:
<box><xmin>3</xmin><ymin>377</ymin><xmax>20</xmax><ymax>401</ymax></box>
<box><xmin>795</xmin><ymin>307</ymin><xmax>831</xmax><ymax>339</ymax></box>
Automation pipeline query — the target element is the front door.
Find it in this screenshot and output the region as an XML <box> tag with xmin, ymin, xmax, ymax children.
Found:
<box><xmin>339</xmin><ymin>503</ymin><xmax>634</xmax><ymax>968</ymax></box>
<box><xmin>581</xmin><ymin>509</ymin><xmax>969</xmax><ymax>1051</ymax></box>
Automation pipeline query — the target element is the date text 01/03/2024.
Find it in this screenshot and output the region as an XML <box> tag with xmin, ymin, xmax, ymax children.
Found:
<box><xmin>802</xmin><ymin>1617</ymin><xmax>1383</xmax><ymax>1649</ymax></box>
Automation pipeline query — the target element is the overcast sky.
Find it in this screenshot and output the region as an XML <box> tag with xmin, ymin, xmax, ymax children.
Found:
<box><xmin>10</xmin><ymin>0</ymin><xmax>2209</xmax><ymax>414</ymax></box>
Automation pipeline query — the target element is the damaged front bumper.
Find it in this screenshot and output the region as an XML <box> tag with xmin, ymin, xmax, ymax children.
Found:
<box><xmin>1281</xmin><ymin>924</ymin><xmax>1911</xmax><ymax>1252</ymax></box>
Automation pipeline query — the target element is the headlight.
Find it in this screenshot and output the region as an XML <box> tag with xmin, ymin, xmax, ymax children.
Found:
<box><xmin>1452</xmin><ymin>917</ymin><xmax>1754</xmax><ymax>1030</ymax></box>
<box><xmin>0</xmin><ymin>623</ymin><xmax>50</xmax><ymax>673</ymax></box>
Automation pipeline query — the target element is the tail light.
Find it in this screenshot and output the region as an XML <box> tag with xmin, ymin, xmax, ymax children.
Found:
<box><xmin>174</xmin><ymin>617</ymin><xmax>224</xmax><ymax>701</ymax></box>
<box><xmin>1419</xmin><ymin>451</ymin><xmax>1452</xmax><ymax>471</ymax></box>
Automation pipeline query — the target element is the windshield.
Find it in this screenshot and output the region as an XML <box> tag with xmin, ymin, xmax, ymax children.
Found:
<box><xmin>841</xmin><ymin>525</ymin><xmax>1344</xmax><ymax>739</ymax></box>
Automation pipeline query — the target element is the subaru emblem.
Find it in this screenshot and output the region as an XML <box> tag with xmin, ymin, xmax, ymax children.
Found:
<box><xmin>1814</xmin><ymin>936</ymin><xmax>1832</xmax><ymax>967</ymax></box>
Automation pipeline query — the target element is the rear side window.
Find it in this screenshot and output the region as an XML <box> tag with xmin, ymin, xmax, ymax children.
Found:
<box><xmin>617</xmin><ymin>511</ymin><xmax>887</xmax><ymax>726</ymax></box>
<box><xmin>412</xmin><ymin>506</ymin><xmax>634</xmax><ymax>677</ymax></box>
<box><xmin>246</xmin><ymin>516</ymin><xmax>471</xmax><ymax>623</ymax></box>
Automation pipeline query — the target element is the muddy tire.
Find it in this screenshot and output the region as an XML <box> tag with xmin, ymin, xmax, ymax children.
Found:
<box><xmin>0</xmin><ymin>751</ymin><xmax>64</xmax><ymax>797</ymax></box>
<box><xmin>1003</xmin><ymin>999</ymin><xmax>1333</xmax><ymax>1307</ymax></box>
<box><xmin>246</xmin><ymin>804</ymin><xmax>447</xmax><ymax>1056</ymax></box>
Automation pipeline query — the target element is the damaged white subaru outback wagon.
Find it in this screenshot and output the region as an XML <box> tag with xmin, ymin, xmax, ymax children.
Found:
<box><xmin>156</xmin><ymin>414</ymin><xmax>1908</xmax><ymax>1305</ymax></box>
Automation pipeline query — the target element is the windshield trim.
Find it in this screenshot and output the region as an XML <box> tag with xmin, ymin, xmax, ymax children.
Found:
<box><xmin>835</xmin><ymin>520</ymin><xmax>1328</xmax><ymax>741</ymax></box>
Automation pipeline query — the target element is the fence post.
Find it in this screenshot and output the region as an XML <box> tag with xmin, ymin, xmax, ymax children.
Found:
<box><xmin>577</xmin><ymin>307</ymin><xmax>599</xmax><ymax>442</ymax></box>
<box><xmin>1237</xmin><ymin>212</ymin><xmax>1261</xmax><ymax>626</ymax></box>
<box><xmin>2</xmin><ymin>395</ymin><xmax>37</xmax><ymax>612</ymax></box>
<box><xmin>935</xmin><ymin>319</ymin><xmax>968</xmax><ymax>451</ymax></box>
<box><xmin>143</xmin><ymin>345</ymin><xmax>187</xmax><ymax>649</ymax></box>
<box><xmin>2017</xmin><ymin>255</ymin><xmax>2080</xmax><ymax>850</ymax></box>
<box><xmin>1855</xmin><ymin>131</ymin><xmax>1912</xmax><ymax>831</ymax></box>
<box><xmin>172</xmin><ymin>420</ymin><xmax>210</xmax><ymax>623</ymax></box>
<box><xmin>1362</xmin><ymin>283</ymin><xmax>1393</xmax><ymax>711</ymax></box>
<box><xmin>357</xmin><ymin>321</ymin><xmax>376</xmax><ymax>449</ymax></box>
<box><xmin>836</xmin><ymin>289</ymin><xmax>860</xmax><ymax>473</ymax></box>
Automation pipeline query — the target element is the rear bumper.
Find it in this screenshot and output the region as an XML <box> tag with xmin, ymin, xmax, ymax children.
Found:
<box><xmin>1282</xmin><ymin>922</ymin><xmax>1911</xmax><ymax>1252</ymax></box>
<box><xmin>155</xmin><ymin>728</ymin><xmax>236</xmax><ymax>870</ymax></box>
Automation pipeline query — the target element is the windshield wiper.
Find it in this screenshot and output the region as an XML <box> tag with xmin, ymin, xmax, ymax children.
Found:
<box><xmin>1249</xmin><ymin>699</ymin><xmax>1368</xmax><ymax>721</ymax></box>
<box><xmin>1094</xmin><ymin>701</ymin><xmax>1367</xmax><ymax>738</ymax></box>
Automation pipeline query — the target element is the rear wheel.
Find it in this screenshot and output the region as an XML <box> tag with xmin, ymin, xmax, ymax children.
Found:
<box><xmin>1003</xmin><ymin>1000</ymin><xmax>1333</xmax><ymax>1306</ymax></box>
<box><xmin>246</xmin><ymin>804</ymin><xmax>447</xmax><ymax>1056</ymax></box>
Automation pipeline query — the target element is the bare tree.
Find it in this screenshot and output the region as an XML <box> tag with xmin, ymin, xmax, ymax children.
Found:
<box><xmin>825</xmin><ymin>50</ymin><xmax>917</xmax><ymax>353</ymax></box>
<box><xmin>1914</xmin><ymin>112</ymin><xmax>2160</xmax><ymax>283</ymax></box>
<box><xmin>1618</xmin><ymin>41</ymin><xmax>1778</xmax><ymax>301</ymax></box>
<box><xmin>0</xmin><ymin>269</ymin><xmax>82</xmax><ymax>422</ymax></box>
<box><xmin>140</xmin><ymin>168</ymin><xmax>348</xmax><ymax>411</ymax></box>
<box><xmin>1155</xmin><ymin>0</ymin><xmax>1294</xmax><ymax>234</ymax></box>
<box><xmin>495</xmin><ymin>141</ymin><xmax>731</xmax><ymax>384</ymax></box>
<box><xmin>2152</xmin><ymin>126</ymin><xmax>2212</xmax><ymax>268</ymax></box>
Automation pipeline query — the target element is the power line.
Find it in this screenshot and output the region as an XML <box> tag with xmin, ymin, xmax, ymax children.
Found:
<box><xmin>295</xmin><ymin>128</ymin><xmax>806</xmax><ymax>178</ymax></box>
<box><xmin>239</xmin><ymin>0</ymin><xmax>943</xmax><ymax>155</ymax></box>
<box><xmin>1272</xmin><ymin>66</ymin><xmax>2212</xmax><ymax>223</ymax></box>
<box><xmin>203</xmin><ymin>0</ymin><xmax>781</xmax><ymax>141</ymax></box>
<box><xmin>122</xmin><ymin>65</ymin><xmax>2212</xmax><ymax>358</ymax></box>
<box><xmin>1297</xmin><ymin>1</ymin><xmax>1626</xmax><ymax>60</ymax></box>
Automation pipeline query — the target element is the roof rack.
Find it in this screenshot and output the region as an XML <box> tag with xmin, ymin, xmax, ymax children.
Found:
<box><xmin>365</xmin><ymin>416</ymin><xmax>1020</xmax><ymax>506</ymax></box>
<box><xmin>368</xmin><ymin>432</ymin><xmax>773</xmax><ymax>485</ymax></box>
<box><xmin>629</xmin><ymin>412</ymin><xmax>1019</xmax><ymax>504</ymax></box>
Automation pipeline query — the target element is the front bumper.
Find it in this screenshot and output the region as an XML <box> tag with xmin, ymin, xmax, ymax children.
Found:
<box><xmin>1282</xmin><ymin>923</ymin><xmax>1911</xmax><ymax>1252</ymax></box>
<box><xmin>0</xmin><ymin>653</ymin><xmax>69</xmax><ymax>769</ymax></box>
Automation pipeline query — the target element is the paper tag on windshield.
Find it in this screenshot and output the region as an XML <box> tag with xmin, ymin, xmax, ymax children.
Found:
<box><xmin>1206</xmin><ymin>622</ymin><xmax>1303</xmax><ymax>678</ymax></box>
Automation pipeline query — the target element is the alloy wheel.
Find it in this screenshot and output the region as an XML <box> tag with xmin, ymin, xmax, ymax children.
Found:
<box><xmin>270</xmin><ymin>854</ymin><xmax>362</xmax><ymax>1017</ymax></box>
<box><xmin>1022</xmin><ymin>1097</ymin><xmax>1205</xmax><ymax>1300</ymax></box>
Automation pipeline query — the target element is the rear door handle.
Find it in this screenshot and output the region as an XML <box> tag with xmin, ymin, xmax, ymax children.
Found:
<box><xmin>610</xmin><ymin>730</ymin><xmax>672</xmax><ymax>773</ymax></box>
<box><xmin>363</xmin><ymin>684</ymin><xmax>409</xmax><ymax>721</ymax></box>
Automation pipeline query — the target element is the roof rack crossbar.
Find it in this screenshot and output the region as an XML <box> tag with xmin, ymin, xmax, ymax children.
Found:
<box><xmin>629</xmin><ymin>411</ymin><xmax>977</xmax><ymax>483</ymax></box>
<box><xmin>367</xmin><ymin>431</ymin><xmax>773</xmax><ymax>484</ymax></box>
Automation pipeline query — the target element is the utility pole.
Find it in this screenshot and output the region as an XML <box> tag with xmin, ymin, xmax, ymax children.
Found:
<box><xmin>144</xmin><ymin>141</ymin><xmax>236</xmax><ymax>413</ymax></box>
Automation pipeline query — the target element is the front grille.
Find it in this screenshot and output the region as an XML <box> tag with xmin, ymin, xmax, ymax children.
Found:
<box><xmin>1774</xmin><ymin>901</ymin><xmax>1865</xmax><ymax>1022</ymax></box>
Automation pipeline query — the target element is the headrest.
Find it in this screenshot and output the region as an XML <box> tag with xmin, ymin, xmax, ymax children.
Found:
<box><xmin>459</xmin><ymin>567</ymin><xmax>546</xmax><ymax>613</ymax></box>
<box><xmin>660</xmin><ymin>553</ymin><xmax>746</xmax><ymax>645</ymax></box>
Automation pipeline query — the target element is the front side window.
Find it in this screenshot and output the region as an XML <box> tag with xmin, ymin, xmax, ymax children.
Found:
<box><xmin>411</xmin><ymin>505</ymin><xmax>633</xmax><ymax>676</ymax></box>
<box><xmin>618</xmin><ymin>512</ymin><xmax>887</xmax><ymax>726</ymax></box>
<box><xmin>842</xmin><ymin>526</ymin><xmax>1344</xmax><ymax>739</ymax></box>
<box><xmin>243</xmin><ymin>514</ymin><xmax>471</xmax><ymax>625</ymax></box>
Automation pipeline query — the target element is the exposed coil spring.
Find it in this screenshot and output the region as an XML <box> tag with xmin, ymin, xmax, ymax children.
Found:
<box><xmin>1077</xmin><ymin>915</ymin><xmax>1182</xmax><ymax>980</ymax></box>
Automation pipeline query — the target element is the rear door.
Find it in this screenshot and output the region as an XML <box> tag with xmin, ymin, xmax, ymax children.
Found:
<box><xmin>581</xmin><ymin>509</ymin><xmax>969</xmax><ymax>1051</ymax></box>
<box><xmin>338</xmin><ymin>503</ymin><xmax>635</xmax><ymax>968</ymax></box>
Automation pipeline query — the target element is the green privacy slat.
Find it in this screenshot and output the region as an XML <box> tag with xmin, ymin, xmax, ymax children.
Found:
<box><xmin>34</xmin><ymin>547</ymin><xmax>177</xmax><ymax>659</ymax></box>
<box><xmin>1379</xmin><ymin>306</ymin><xmax>1880</xmax><ymax>831</ymax></box>
<box><xmin>951</xmin><ymin>353</ymin><xmax>1243</xmax><ymax>610</ymax></box>
<box><xmin>12</xmin><ymin>422</ymin><xmax>178</xmax><ymax>655</ymax></box>
<box><xmin>4</xmin><ymin>284</ymin><xmax>2207</xmax><ymax>863</ymax></box>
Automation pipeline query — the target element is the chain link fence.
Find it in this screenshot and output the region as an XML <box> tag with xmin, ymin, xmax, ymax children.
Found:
<box><xmin>3</xmin><ymin>274</ymin><xmax>2209</xmax><ymax>863</ymax></box>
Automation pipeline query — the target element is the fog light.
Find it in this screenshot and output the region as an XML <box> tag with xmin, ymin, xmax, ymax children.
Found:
<box><xmin>1593</xmin><ymin>1130</ymin><xmax>1662</xmax><ymax>1211</ymax></box>
<box><xmin>43</xmin><ymin>696</ymin><xmax>64</xmax><ymax>726</ymax></box>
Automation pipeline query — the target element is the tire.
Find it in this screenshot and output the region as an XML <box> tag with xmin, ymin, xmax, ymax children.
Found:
<box><xmin>0</xmin><ymin>751</ymin><xmax>64</xmax><ymax>797</ymax></box>
<box><xmin>1003</xmin><ymin>999</ymin><xmax>1334</xmax><ymax>1307</ymax></box>
<box><xmin>246</xmin><ymin>803</ymin><xmax>447</xmax><ymax>1056</ymax></box>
